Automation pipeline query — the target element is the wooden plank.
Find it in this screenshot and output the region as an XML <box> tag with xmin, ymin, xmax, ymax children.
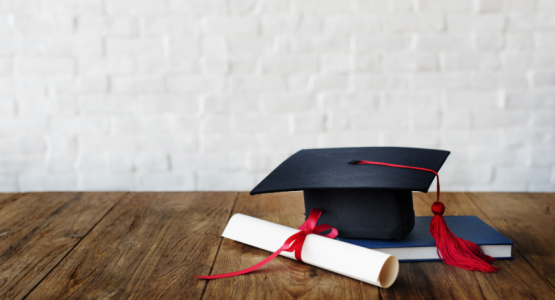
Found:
<box><xmin>464</xmin><ymin>193</ymin><xmax>555</xmax><ymax>294</ymax></box>
<box><xmin>203</xmin><ymin>191</ymin><xmax>380</xmax><ymax>300</ymax></box>
<box><xmin>26</xmin><ymin>192</ymin><xmax>238</xmax><ymax>300</ymax></box>
<box><xmin>0</xmin><ymin>192</ymin><xmax>126</xmax><ymax>300</ymax></box>
<box><xmin>409</xmin><ymin>192</ymin><xmax>555</xmax><ymax>299</ymax></box>
<box><xmin>0</xmin><ymin>193</ymin><xmax>16</xmax><ymax>210</ymax></box>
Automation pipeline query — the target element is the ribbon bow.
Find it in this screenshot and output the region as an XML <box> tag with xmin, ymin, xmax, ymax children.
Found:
<box><xmin>195</xmin><ymin>208</ymin><xmax>338</xmax><ymax>280</ymax></box>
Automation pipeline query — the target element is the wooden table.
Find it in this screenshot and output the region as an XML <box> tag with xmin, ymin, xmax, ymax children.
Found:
<box><xmin>0</xmin><ymin>192</ymin><xmax>554</xmax><ymax>299</ymax></box>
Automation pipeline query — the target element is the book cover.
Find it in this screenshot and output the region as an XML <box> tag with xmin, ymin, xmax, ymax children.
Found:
<box><xmin>338</xmin><ymin>216</ymin><xmax>513</xmax><ymax>262</ymax></box>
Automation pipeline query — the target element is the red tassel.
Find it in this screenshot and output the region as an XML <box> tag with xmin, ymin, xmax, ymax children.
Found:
<box><xmin>351</xmin><ymin>160</ymin><xmax>500</xmax><ymax>273</ymax></box>
<box><xmin>431</xmin><ymin>202</ymin><xmax>500</xmax><ymax>272</ymax></box>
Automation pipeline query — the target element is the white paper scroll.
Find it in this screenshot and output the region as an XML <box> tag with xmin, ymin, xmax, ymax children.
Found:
<box><xmin>222</xmin><ymin>213</ymin><xmax>399</xmax><ymax>288</ymax></box>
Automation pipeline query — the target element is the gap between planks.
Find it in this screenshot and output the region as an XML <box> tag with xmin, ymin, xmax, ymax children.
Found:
<box><xmin>199</xmin><ymin>191</ymin><xmax>241</xmax><ymax>300</ymax></box>
<box><xmin>19</xmin><ymin>192</ymin><xmax>129</xmax><ymax>300</ymax></box>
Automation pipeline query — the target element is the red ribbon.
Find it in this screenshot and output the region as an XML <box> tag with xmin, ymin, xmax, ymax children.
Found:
<box><xmin>195</xmin><ymin>208</ymin><xmax>338</xmax><ymax>280</ymax></box>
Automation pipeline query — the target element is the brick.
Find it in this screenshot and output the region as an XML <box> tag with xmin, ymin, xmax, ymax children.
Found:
<box><xmin>444</xmin><ymin>91</ymin><xmax>502</xmax><ymax>109</ymax></box>
<box><xmin>79</xmin><ymin>57</ymin><xmax>135</xmax><ymax>76</ymax></box>
<box><xmin>173</xmin><ymin>153</ymin><xmax>250</xmax><ymax>172</ymax></box>
<box><xmin>320</xmin><ymin>91</ymin><xmax>380</xmax><ymax>110</ymax></box>
<box><xmin>77</xmin><ymin>16</ymin><xmax>138</xmax><ymax>36</ymax></box>
<box><xmin>19</xmin><ymin>174</ymin><xmax>77</xmax><ymax>191</ymax></box>
<box><xmin>79</xmin><ymin>174</ymin><xmax>136</xmax><ymax>191</ymax></box>
<box><xmin>384</xmin><ymin>91</ymin><xmax>440</xmax><ymax>109</ymax></box>
<box><xmin>107</xmin><ymin>0</ymin><xmax>166</xmax><ymax>14</ymax></box>
<box><xmin>321</xmin><ymin>131</ymin><xmax>380</xmax><ymax>148</ymax></box>
<box><xmin>46</xmin><ymin>0</ymin><xmax>103</xmax><ymax>15</ymax></box>
<box><xmin>0</xmin><ymin>78</ymin><xmax>46</xmax><ymax>96</ymax></box>
<box><xmin>441</xmin><ymin>110</ymin><xmax>471</xmax><ymax>129</ymax></box>
<box><xmin>111</xmin><ymin>76</ymin><xmax>165</xmax><ymax>94</ymax></box>
<box><xmin>291</xmin><ymin>35</ymin><xmax>350</xmax><ymax>53</ymax></box>
<box><xmin>203</xmin><ymin>134</ymin><xmax>255</xmax><ymax>152</ymax></box>
<box><xmin>136</xmin><ymin>153</ymin><xmax>169</xmax><ymax>172</ymax></box>
<box><xmin>137</xmin><ymin>135</ymin><xmax>197</xmax><ymax>152</ymax></box>
<box><xmin>477</xmin><ymin>0</ymin><xmax>504</xmax><ymax>12</ymax></box>
<box><xmin>203</xmin><ymin>94</ymin><xmax>260</xmax><ymax>113</ymax></box>
<box><xmin>202</xmin><ymin>115</ymin><xmax>233</xmax><ymax>134</ymax></box>
<box><xmin>0</xmin><ymin>154</ymin><xmax>46</xmax><ymax>174</ymax></box>
<box><xmin>0</xmin><ymin>98</ymin><xmax>15</xmax><ymax>116</ymax></box>
<box><xmin>530</xmin><ymin>146</ymin><xmax>555</xmax><ymax>165</ymax></box>
<box><xmin>0</xmin><ymin>137</ymin><xmax>45</xmax><ymax>155</ymax></box>
<box><xmin>529</xmin><ymin>183</ymin><xmax>555</xmax><ymax>192</ymax></box>
<box><xmin>351</xmin><ymin>110</ymin><xmax>410</xmax><ymax>130</ymax></box>
<box><xmin>197</xmin><ymin>171</ymin><xmax>255</xmax><ymax>190</ymax></box>
<box><xmin>258</xmin><ymin>134</ymin><xmax>319</xmax><ymax>152</ymax></box>
<box><xmin>79</xmin><ymin>136</ymin><xmax>136</xmax><ymax>155</ymax></box>
<box><xmin>202</xmin><ymin>37</ymin><xmax>227</xmax><ymax>56</ymax></box>
<box><xmin>471</xmin><ymin>72</ymin><xmax>529</xmax><ymax>89</ymax></box>
<box><xmin>440</xmin><ymin>130</ymin><xmax>499</xmax><ymax>147</ymax></box>
<box><xmin>76</xmin><ymin>154</ymin><xmax>108</xmax><ymax>172</ymax></box>
<box><xmin>355</xmin><ymin>34</ymin><xmax>412</xmax><ymax>52</ymax></box>
<box><xmin>229</xmin><ymin>0</ymin><xmax>257</xmax><ymax>14</ymax></box>
<box><xmin>138</xmin><ymin>57</ymin><xmax>198</xmax><ymax>75</ymax></box>
<box><xmin>506</xmin><ymin>89</ymin><xmax>555</xmax><ymax>108</ymax></box>
<box><xmin>531</xmin><ymin>72</ymin><xmax>555</xmax><ymax>88</ymax></box>
<box><xmin>168</xmin><ymin>0</ymin><xmax>227</xmax><ymax>14</ymax></box>
<box><xmin>508</xmin><ymin>13</ymin><xmax>555</xmax><ymax>29</ymax></box>
<box><xmin>200</xmin><ymin>56</ymin><xmax>228</xmax><ymax>75</ymax></box>
<box><xmin>167</xmin><ymin>76</ymin><xmax>225</xmax><ymax>93</ymax></box>
<box><xmin>507</xmin><ymin>33</ymin><xmax>534</xmax><ymax>50</ymax></box>
<box><xmin>416</xmin><ymin>34</ymin><xmax>472</xmax><ymax>50</ymax></box>
<box><xmin>140</xmin><ymin>16</ymin><xmax>197</xmax><ymax>36</ymax></box>
<box><xmin>204</xmin><ymin>17</ymin><xmax>259</xmax><ymax>35</ymax></box>
<box><xmin>258</xmin><ymin>0</ymin><xmax>290</xmax><ymax>13</ymax></box>
<box><xmin>233</xmin><ymin>114</ymin><xmax>288</xmax><ymax>134</ymax></box>
<box><xmin>293</xmin><ymin>0</ymin><xmax>351</xmax><ymax>14</ymax></box>
<box><xmin>538</xmin><ymin>0</ymin><xmax>555</xmax><ymax>10</ymax></box>
<box><xmin>108</xmin><ymin>153</ymin><xmax>135</xmax><ymax>173</ymax></box>
<box><xmin>352</xmin><ymin>74</ymin><xmax>409</xmax><ymax>90</ymax></box>
<box><xmin>139</xmin><ymin>95</ymin><xmax>201</xmax><ymax>115</ymax></box>
<box><xmin>13</xmin><ymin>15</ymin><xmax>73</xmax><ymax>36</ymax></box>
<box><xmin>113</xmin><ymin>116</ymin><xmax>172</xmax><ymax>135</ymax></box>
<box><xmin>418</xmin><ymin>0</ymin><xmax>472</xmax><ymax>11</ymax></box>
<box><xmin>443</xmin><ymin>52</ymin><xmax>498</xmax><ymax>70</ymax></box>
<box><xmin>137</xmin><ymin>173</ymin><xmax>195</xmax><ymax>191</ymax></box>
<box><xmin>0</xmin><ymin>175</ymin><xmax>17</xmax><ymax>192</ymax></box>
<box><xmin>440</xmin><ymin>165</ymin><xmax>493</xmax><ymax>183</ymax></box>
<box><xmin>505</xmin><ymin>0</ymin><xmax>537</xmax><ymax>11</ymax></box>
<box><xmin>495</xmin><ymin>167</ymin><xmax>549</xmax><ymax>183</ymax></box>
<box><xmin>384</xmin><ymin>52</ymin><xmax>437</xmax><ymax>71</ymax></box>
<box><xmin>51</xmin><ymin>117</ymin><xmax>110</xmax><ymax>136</ymax></box>
<box><xmin>448</xmin><ymin>14</ymin><xmax>505</xmax><ymax>30</ymax></box>
<box><xmin>16</xmin><ymin>57</ymin><xmax>74</xmax><ymax>77</ymax></box>
<box><xmin>230</xmin><ymin>76</ymin><xmax>286</xmax><ymax>92</ymax></box>
<box><xmin>501</xmin><ymin>52</ymin><xmax>555</xmax><ymax>70</ymax></box>
<box><xmin>49</xmin><ymin>77</ymin><xmax>108</xmax><ymax>95</ymax></box>
<box><xmin>0</xmin><ymin>57</ymin><xmax>11</xmax><ymax>76</ymax></box>
<box><xmin>531</xmin><ymin>110</ymin><xmax>555</xmax><ymax>126</ymax></box>
<box><xmin>323</xmin><ymin>16</ymin><xmax>380</xmax><ymax>33</ymax></box>
<box><xmin>475</xmin><ymin>32</ymin><xmax>504</xmax><ymax>50</ymax></box>
<box><xmin>262</xmin><ymin>93</ymin><xmax>316</xmax><ymax>112</ymax></box>
<box><xmin>411</xmin><ymin>110</ymin><xmax>440</xmax><ymax>129</ymax></box>
<box><xmin>473</xmin><ymin>111</ymin><xmax>529</xmax><ymax>128</ymax></box>
<box><xmin>107</xmin><ymin>38</ymin><xmax>165</xmax><ymax>56</ymax></box>
<box><xmin>321</xmin><ymin>55</ymin><xmax>354</xmax><ymax>73</ymax></box>
<box><xmin>381</xmin><ymin>130</ymin><xmax>440</xmax><ymax>148</ymax></box>
<box><xmin>312</xmin><ymin>75</ymin><xmax>349</xmax><ymax>91</ymax></box>
<box><xmin>501</xmin><ymin>129</ymin><xmax>552</xmax><ymax>148</ymax></box>
<box><xmin>260</xmin><ymin>55</ymin><xmax>319</xmax><ymax>75</ymax></box>
<box><xmin>384</xmin><ymin>14</ymin><xmax>443</xmax><ymax>31</ymax></box>
<box><xmin>535</xmin><ymin>32</ymin><xmax>555</xmax><ymax>48</ymax></box>
<box><xmin>412</xmin><ymin>73</ymin><xmax>470</xmax><ymax>90</ymax></box>
<box><xmin>79</xmin><ymin>95</ymin><xmax>136</xmax><ymax>115</ymax></box>
<box><xmin>467</xmin><ymin>146</ymin><xmax>528</xmax><ymax>165</ymax></box>
<box><xmin>228</xmin><ymin>36</ymin><xmax>275</xmax><ymax>55</ymax></box>
<box><xmin>354</xmin><ymin>54</ymin><xmax>380</xmax><ymax>71</ymax></box>
<box><xmin>0</xmin><ymin>15</ymin><xmax>12</xmax><ymax>36</ymax></box>
<box><xmin>262</xmin><ymin>16</ymin><xmax>300</xmax><ymax>34</ymax></box>
<box><xmin>0</xmin><ymin>117</ymin><xmax>48</xmax><ymax>137</ymax></box>
<box><xmin>292</xmin><ymin>113</ymin><xmax>325</xmax><ymax>133</ymax></box>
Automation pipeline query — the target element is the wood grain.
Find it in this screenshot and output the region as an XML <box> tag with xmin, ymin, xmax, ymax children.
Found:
<box><xmin>203</xmin><ymin>192</ymin><xmax>381</xmax><ymax>300</ymax></box>
<box><xmin>0</xmin><ymin>192</ymin><xmax>126</xmax><ymax>300</ymax></box>
<box><xmin>26</xmin><ymin>192</ymin><xmax>238</xmax><ymax>300</ymax></box>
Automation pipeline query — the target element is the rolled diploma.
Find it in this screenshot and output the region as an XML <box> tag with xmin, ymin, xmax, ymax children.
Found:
<box><xmin>222</xmin><ymin>214</ymin><xmax>399</xmax><ymax>288</ymax></box>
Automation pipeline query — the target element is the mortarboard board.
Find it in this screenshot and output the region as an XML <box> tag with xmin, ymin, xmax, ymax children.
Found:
<box><xmin>251</xmin><ymin>147</ymin><xmax>450</xmax><ymax>240</ymax></box>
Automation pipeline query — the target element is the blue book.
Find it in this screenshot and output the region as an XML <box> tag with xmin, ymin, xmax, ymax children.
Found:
<box><xmin>338</xmin><ymin>216</ymin><xmax>513</xmax><ymax>262</ymax></box>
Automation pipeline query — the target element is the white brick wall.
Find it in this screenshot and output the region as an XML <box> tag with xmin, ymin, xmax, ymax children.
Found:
<box><xmin>0</xmin><ymin>0</ymin><xmax>554</xmax><ymax>192</ymax></box>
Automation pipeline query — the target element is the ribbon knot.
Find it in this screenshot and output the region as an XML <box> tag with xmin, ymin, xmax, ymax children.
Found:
<box><xmin>196</xmin><ymin>208</ymin><xmax>338</xmax><ymax>280</ymax></box>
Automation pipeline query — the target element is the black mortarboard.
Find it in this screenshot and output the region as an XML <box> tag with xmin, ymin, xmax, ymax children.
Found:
<box><xmin>251</xmin><ymin>147</ymin><xmax>450</xmax><ymax>240</ymax></box>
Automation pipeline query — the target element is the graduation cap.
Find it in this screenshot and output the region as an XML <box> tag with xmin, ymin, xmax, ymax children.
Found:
<box><xmin>251</xmin><ymin>147</ymin><xmax>500</xmax><ymax>273</ymax></box>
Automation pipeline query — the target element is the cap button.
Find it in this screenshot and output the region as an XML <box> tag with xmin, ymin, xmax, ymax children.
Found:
<box><xmin>431</xmin><ymin>202</ymin><xmax>445</xmax><ymax>216</ymax></box>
